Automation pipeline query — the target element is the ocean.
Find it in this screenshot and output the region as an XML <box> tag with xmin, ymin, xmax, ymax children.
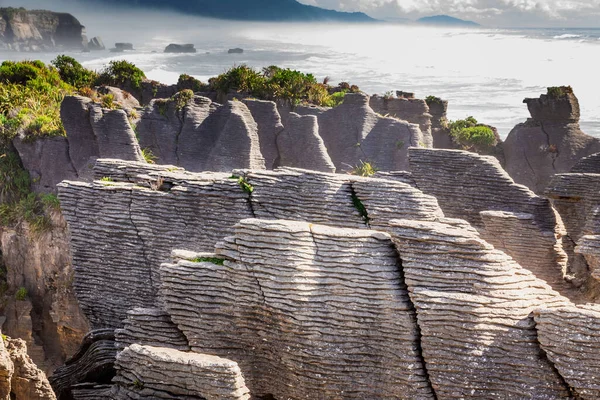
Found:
<box><xmin>2</xmin><ymin>12</ymin><xmax>599</xmax><ymax>138</ymax></box>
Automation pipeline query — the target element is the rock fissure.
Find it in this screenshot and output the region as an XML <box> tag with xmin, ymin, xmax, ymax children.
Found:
<box><xmin>126</xmin><ymin>192</ymin><xmax>154</xmax><ymax>293</ymax></box>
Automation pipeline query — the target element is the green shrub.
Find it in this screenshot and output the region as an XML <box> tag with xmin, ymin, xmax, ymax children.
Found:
<box><xmin>51</xmin><ymin>55</ymin><xmax>97</xmax><ymax>88</ymax></box>
<box><xmin>547</xmin><ymin>86</ymin><xmax>573</xmax><ymax>99</ymax></box>
<box><xmin>425</xmin><ymin>95</ymin><xmax>443</xmax><ymax>105</ymax></box>
<box><xmin>41</xmin><ymin>193</ymin><xmax>60</xmax><ymax>210</ymax></box>
<box><xmin>449</xmin><ymin>116</ymin><xmax>496</xmax><ymax>149</ymax></box>
<box><xmin>101</xmin><ymin>94</ymin><xmax>116</xmax><ymax>109</ymax></box>
<box><xmin>15</xmin><ymin>287</ymin><xmax>27</xmax><ymax>301</ymax></box>
<box><xmin>97</xmin><ymin>60</ymin><xmax>146</xmax><ymax>89</ymax></box>
<box><xmin>177</xmin><ymin>74</ymin><xmax>206</xmax><ymax>92</ymax></box>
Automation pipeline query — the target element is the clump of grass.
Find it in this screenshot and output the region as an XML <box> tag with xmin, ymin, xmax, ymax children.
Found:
<box><xmin>230</xmin><ymin>175</ymin><xmax>254</xmax><ymax>194</ymax></box>
<box><xmin>101</xmin><ymin>93</ymin><xmax>117</xmax><ymax>109</ymax></box>
<box><xmin>100</xmin><ymin>177</ymin><xmax>114</xmax><ymax>182</ymax></box>
<box><xmin>15</xmin><ymin>287</ymin><xmax>27</xmax><ymax>301</ymax></box>
<box><xmin>192</xmin><ymin>257</ymin><xmax>225</xmax><ymax>265</ymax></box>
<box><xmin>351</xmin><ymin>161</ymin><xmax>378</xmax><ymax>177</ymax></box>
<box><xmin>448</xmin><ymin>116</ymin><xmax>496</xmax><ymax>149</ymax></box>
<box><xmin>40</xmin><ymin>193</ymin><xmax>60</xmax><ymax>210</ymax></box>
<box><xmin>142</xmin><ymin>148</ymin><xmax>157</xmax><ymax>164</ymax></box>
<box><xmin>173</xmin><ymin>89</ymin><xmax>194</xmax><ymax>110</ymax></box>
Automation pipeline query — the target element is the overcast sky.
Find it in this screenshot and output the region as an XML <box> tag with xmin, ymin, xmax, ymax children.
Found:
<box><xmin>297</xmin><ymin>0</ymin><xmax>600</xmax><ymax>27</ymax></box>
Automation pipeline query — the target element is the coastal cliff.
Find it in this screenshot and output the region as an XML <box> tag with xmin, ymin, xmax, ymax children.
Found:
<box><xmin>0</xmin><ymin>8</ymin><xmax>87</xmax><ymax>52</ymax></box>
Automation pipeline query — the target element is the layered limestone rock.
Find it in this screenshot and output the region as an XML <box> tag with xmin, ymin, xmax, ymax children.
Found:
<box><xmin>0</xmin><ymin>211</ymin><xmax>89</xmax><ymax>373</ymax></box>
<box><xmin>571</xmin><ymin>152</ymin><xmax>600</xmax><ymax>173</ymax></box>
<box><xmin>0</xmin><ymin>8</ymin><xmax>87</xmax><ymax>51</ymax></box>
<box><xmin>49</xmin><ymin>329</ymin><xmax>117</xmax><ymax>400</ymax></box>
<box><xmin>241</xmin><ymin>99</ymin><xmax>284</xmax><ymax>169</ymax></box>
<box><xmin>136</xmin><ymin>94</ymin><xmax>266</xmax><ymax>172</ymax></box>
<box><xmin>0</xmin><ymin>334</ymin><xmax>14</xmax><ymax>398</ymax></box>
<box><xmin>294</xmin><ymin>93</ymin><xmax>430</xmax><ymax>172</ymax></box>
<box><xmin>111</xmin><ymin>344</ymin><xmax>250</xmax><ymax>400</ymax></box>
<box><xmin>115</xmin><ymin>308</ymin><xmax>189</xmax><ymax>351</ymax></box>
<box><xmin>546</xmin><ymin>173</ymin><xmax>600</xmax><ymax>291</ymax></box>
<box><xmin>14</xmin><ymin>95</ymin><xmax>145</xmax><ymax>193</ymax></box>
<box><xmin>389</xmin><ymin>219</ymin><xmax>571</xmax><ymax>399</ymax></box>
<box><xmin>534</xmin><ymin>305</ymin><xmax>600</xmax><ymax>399</ymax></box>
<box><xmin>4</xmin><ymin>337</ymin><xmax>56</xmax><ymax>400</ymax></box>
<box><xmin>369</xmin><ymin>95</ymin><xmax>433</xmax><ymax>146</ymax></box>
<box><xmin>275</xmin><ymin>113</ymin><xmax>336</xmax><ymax>172</ymax></box>
<box><xmin>504</xmin><ymin>88</ymin><xmax>600</xmax><ymax>193</ymax></box>
<box><xmin>161</xmin><ymin>219</ymin><xmax>435</xmax><ymax>399</ymax></box>
<box><xmin>407</xmin><ymin>148</ymin><xmax>576</xmax><ymax>297</ymax></box>
<box><xmin>57</xmin><ymin>162</ymin><xmax>254</xmax><ymax>328</ymax></box>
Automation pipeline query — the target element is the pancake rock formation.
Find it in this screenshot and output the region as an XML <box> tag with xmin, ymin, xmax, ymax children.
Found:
<box><xmin>504</xmin><ymin>87</ymin><xmax>600</xmax><ymax>194</ymax></box>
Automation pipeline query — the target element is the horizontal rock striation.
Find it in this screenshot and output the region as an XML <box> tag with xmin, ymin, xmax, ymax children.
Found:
<box><xmin>161</xmin><ymin>219</ymin><xmax>435</xmax><ymax>399</ymax></box>
<box><xmin>111</xmin><ymin>344</ymin><xmax>250</xmax><ymax>399</ymax></box>
<box><xmin>389</xmin><ymin>219</ymin><xmax>571</xmax><ymax>399</ymax></box>
<box><xmin>534</xmin><ymin>305</ymin><xmax>600</xmax><ymax>399</ymax></box>
<box><xmin>504</xmin><ymin>88</ymin><xmax>600</xmax><ymax>194</ymax></box>
<box><xmin>49</xmin><ymin>329</ymin><xmax>117</xmax><ymax>400</ymax></box>
<box><xmin>57</xmin><ymin>162</ymin><xmax>253</xmax><ymax>328</ymax></box>
<box><xmin>137</xmin><ymin>94</ymin><xmax>265</xmax><ymax>172</ymax></box>
<box><xmin>115</xmin><ymin>308</ymin><xmax>189</xmax><ymax>351</ymax></box>
<box><xmin>570</xmin><ymin>152</ymin><xmax>600</xmax><ymax>173</ymax></box>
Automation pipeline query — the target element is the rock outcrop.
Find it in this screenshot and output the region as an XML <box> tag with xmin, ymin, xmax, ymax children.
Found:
<box><xmin>87</xmin><ymin>36</ymin><xmax>104</xmax><ymax>51</ymax></box>
<box><xmin>49</xmin><ymin>329</ymin><xmax>117</xmax><ymax>400</ymax></box>
<box><xmin>115</xmin><ymin>308</ymin><xmax>189</xmax><ymax>351</ymax></box>
<box><xmin>137</xmin><ymin>94</ymin><xmax>266</xmax><ymax>172</ymax></box>
<box><xmin>164</xmin><ymin>43</ymin><xmax>196</xmax><ymax>53</ymax></box>
<box><xmin>111</xmin><ymin>344</ymin><xmax>250</xmax><ymax>399</ymax></box>
<box><xmin>534</xmin><ymin>304</ymin><xmax>600</xmax><ymax>399</ymax></box>
<box><xmin>294</xmin><ymin>93</ymin><xmax>430</xmax><ymax>172</ymax></box>
<box><xmin>0</xmin><ymin>211</ymin><xmax>89</xmax><ymax>373</ymax></box>
<box><xmin>13</xmin><ymin>95</ymin><xmax>144</xmax><ymax>194</ymax></box>
<box><xmin>161</xmin><ymin>219</ymin><xmax>436</xmax><ymax>399</ymax></box>
<box><xmin>389</xmin><ymin>219</ymin><xmax>570</xmax><ymax>399</ymax></box>
<box><xmin>504</xmin><ymin>87</ymin><xmax>600</xmax><ymax>193</ymax></box>
<box><xmin>2</xmin><ymin>337</ymin><xmax>56</xmax><ymax>400</ymax></box>
<box><xmin>0</xmin><ymin>8</ymin><xmax>87</xmax><ymax>51</ymax></box>
<box><xmin>369</xmin><ymin>94</ymin><xmax>433</xmax><ymax>146</ymax></box>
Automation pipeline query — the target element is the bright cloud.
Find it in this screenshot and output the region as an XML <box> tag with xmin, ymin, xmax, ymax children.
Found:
<box><xmin>297</xmin><ymin>0</ymin><xmax>600</xmax><ymax>26</ymax></box>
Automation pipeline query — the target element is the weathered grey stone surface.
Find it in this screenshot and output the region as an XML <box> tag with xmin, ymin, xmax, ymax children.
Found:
<box><xmin>49</xmin><ymin>329</ymin><xmax>117</xmax><ymax>400</ymax></box>
<box><xmin>389</xmin><ymin>219</ymin><xmax>571</xmax><ymax>399</ymax></box>
<box><xmin>241</xmin><ymin>99</ymin><xmax>284</xmax><ymax>169</ymax></box>
<box><xmin>71</xmin><ymin>384</ymin><xmax>113</xmax><ymax>400</ymax></box>
<box><xmin>12</xmin><ymin>136</ymin><xmax>78</xmax><ymax>194</ymax></box>
<box><xmin>546</xmin><ymin>173</ymin><xmax>600</xmax><ymax>292</ymax></box>
<box><xmin>111</xmin><ymin>344</ymin><xmax>250</xmax><ymax>400</ymax></box>
<box><xmin>369</xmin><ymin>95</ymin><xmax>433</xmax><ymax>147</ymax></box>
<box><xmin>137</xmin><ymin>95</ymin><xmax>266</xmax><ymax>172</ymax></box>
<box><xmin>480</xmin><ymin>210</ymin><xmax>576</xmax><ymax>299</ymax></box>
<box><xmin>373</xmin><ymin>170</ymin><xmax>416</xmax><ymax>186</ymax></box>
<box><xmin>504</xmin><ymin>89</ymin><xmax>600</xmax><ymax>193</ymax></box>
<box><xmin>409</xmin><ymin>148</ymin><xmax>557</xmax><ymax>229</ymax></box>
<box><xmin>276</xmin><ymin>113</ymin><xmax>336</xmax><ymax>172</ymax></box>
<box><xmin>571</xmin><ymin>152</ymin><xmax>600</xmax><ymax>173</ymax></box>
<box><xmin>96</xmin><ymin>86</ymin><xmax>141</xmax><ymax>112</ymax></box>
<box><xmin>295</xmin><ymin>93</ymin><xmax>428</xmax><ymax>172</ymax></box>
<box><xmin>57</xmin><ymin>161</ymin><xmax>254</xmax><ymax>328</ymax></box>
<box><xmin>161</xmin><ymin>219</ymin><xmax>435</xmax><ymax>399</ymax></box>
<box><xmin>88</xmin><ymin>105</ymin><xmax>144</xmax><ymax>162</ymax></box>
<box><xmin>5</xmin><ymin>338</ymin><xmax>57</xmax><ymax>400</ymax></box>
<box><xmin>534</xmin><ymin>304</ymin><xmax>600</xmax><ymax>399</ymax></box>
<box><xmin>60</xmin><ymin>96</ymin><xmax>98</xmax><ymax>181</ymax></box>
<box><xmin>115</xmin><ymin>308</ymin><xmax>189</xmax><ymax>351</ymax></box>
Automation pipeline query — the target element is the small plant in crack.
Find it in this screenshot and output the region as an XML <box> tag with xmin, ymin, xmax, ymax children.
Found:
<box><xmin>15</xmin><ymin>287</ymin><xmax>28</xmax><ymax>301</ymax></box>
<box><xmin>192</xmin><ymin>257</ymin><xmax>225</xmax><ymax>265</ymax></box>
<box><xmin>351</xmin><ymin>191</ymin><xmax>370</xmax><ymax>225</ymax></box>
<box><xmin>132</xmin><ymin>379</ymin><xmax>144</xmax><ymax>390</ymax></box>
<box><xmin>351</xmin><ymin>160</ymin><xmax>378</xmax><ymax>177</ymax></box>
<box><xmin>230</xmin><ymin>175</ymin><xmax>254</xmax><ymax>194</ymax></box>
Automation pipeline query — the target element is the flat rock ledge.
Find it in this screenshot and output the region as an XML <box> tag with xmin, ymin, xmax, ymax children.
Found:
<box><xmin>111</xmin><ymin>344</ymin><xmax>250</xmax><ymax>399</ymax></box>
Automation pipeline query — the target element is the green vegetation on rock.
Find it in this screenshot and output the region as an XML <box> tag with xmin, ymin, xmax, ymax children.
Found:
<box><xmin>192</xmin><ymin>257</ymin><xmax>225</xmax><ymax>265</ymax></box>
<box><xmin>351</xmin><ymin>160</ymin><xmax>378</xmax><ymax>177</ymax></box>
<box><xmin>209</xmin><ymin>64</ymin><xmax>359</xmax><ymax>107</ymax></box>
<box><xmin>97</xmin><ymin>60</ymin><xmax>146</xmax><ymax>90</ymax></box>
<box><xmin>547</xmin><ymin>86</ymin><xmax>573</xmax><ymax>99</ymax></box>
<box><xmin>15</xmin><ymin>287</ymin><xmax>27</xmax><ymax>301</ymax></box>
<box><xmin>51</xmin><ymin>55</ymin><xmax>97</xmax><ymax>89</ymax></box>
<box><xmin>448</xmin><ymin>116</ymin><xmax>496</xmax><ymax>149</ymax></box>
<box><xmin>425</xmin><ymin>95</ymin><xmax>443</xmax><ymax>105</ymax></box>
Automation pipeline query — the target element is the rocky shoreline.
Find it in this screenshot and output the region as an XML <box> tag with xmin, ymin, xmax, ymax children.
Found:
<box><xmin>1</xmin><ymin>56</ymin><xmax>600</xmax><ymax>399</ymax></box>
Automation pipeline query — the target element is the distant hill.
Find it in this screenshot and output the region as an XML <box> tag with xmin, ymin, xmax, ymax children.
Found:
<box><xmin>417</xmin><ymin>15</ymin><xmax>480</xmax><ymax>27</ymax></box>
<box><xmin>81</xmin><ymin>0</ymin><xmax>376</xmax><ymax>22</ymax></box>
